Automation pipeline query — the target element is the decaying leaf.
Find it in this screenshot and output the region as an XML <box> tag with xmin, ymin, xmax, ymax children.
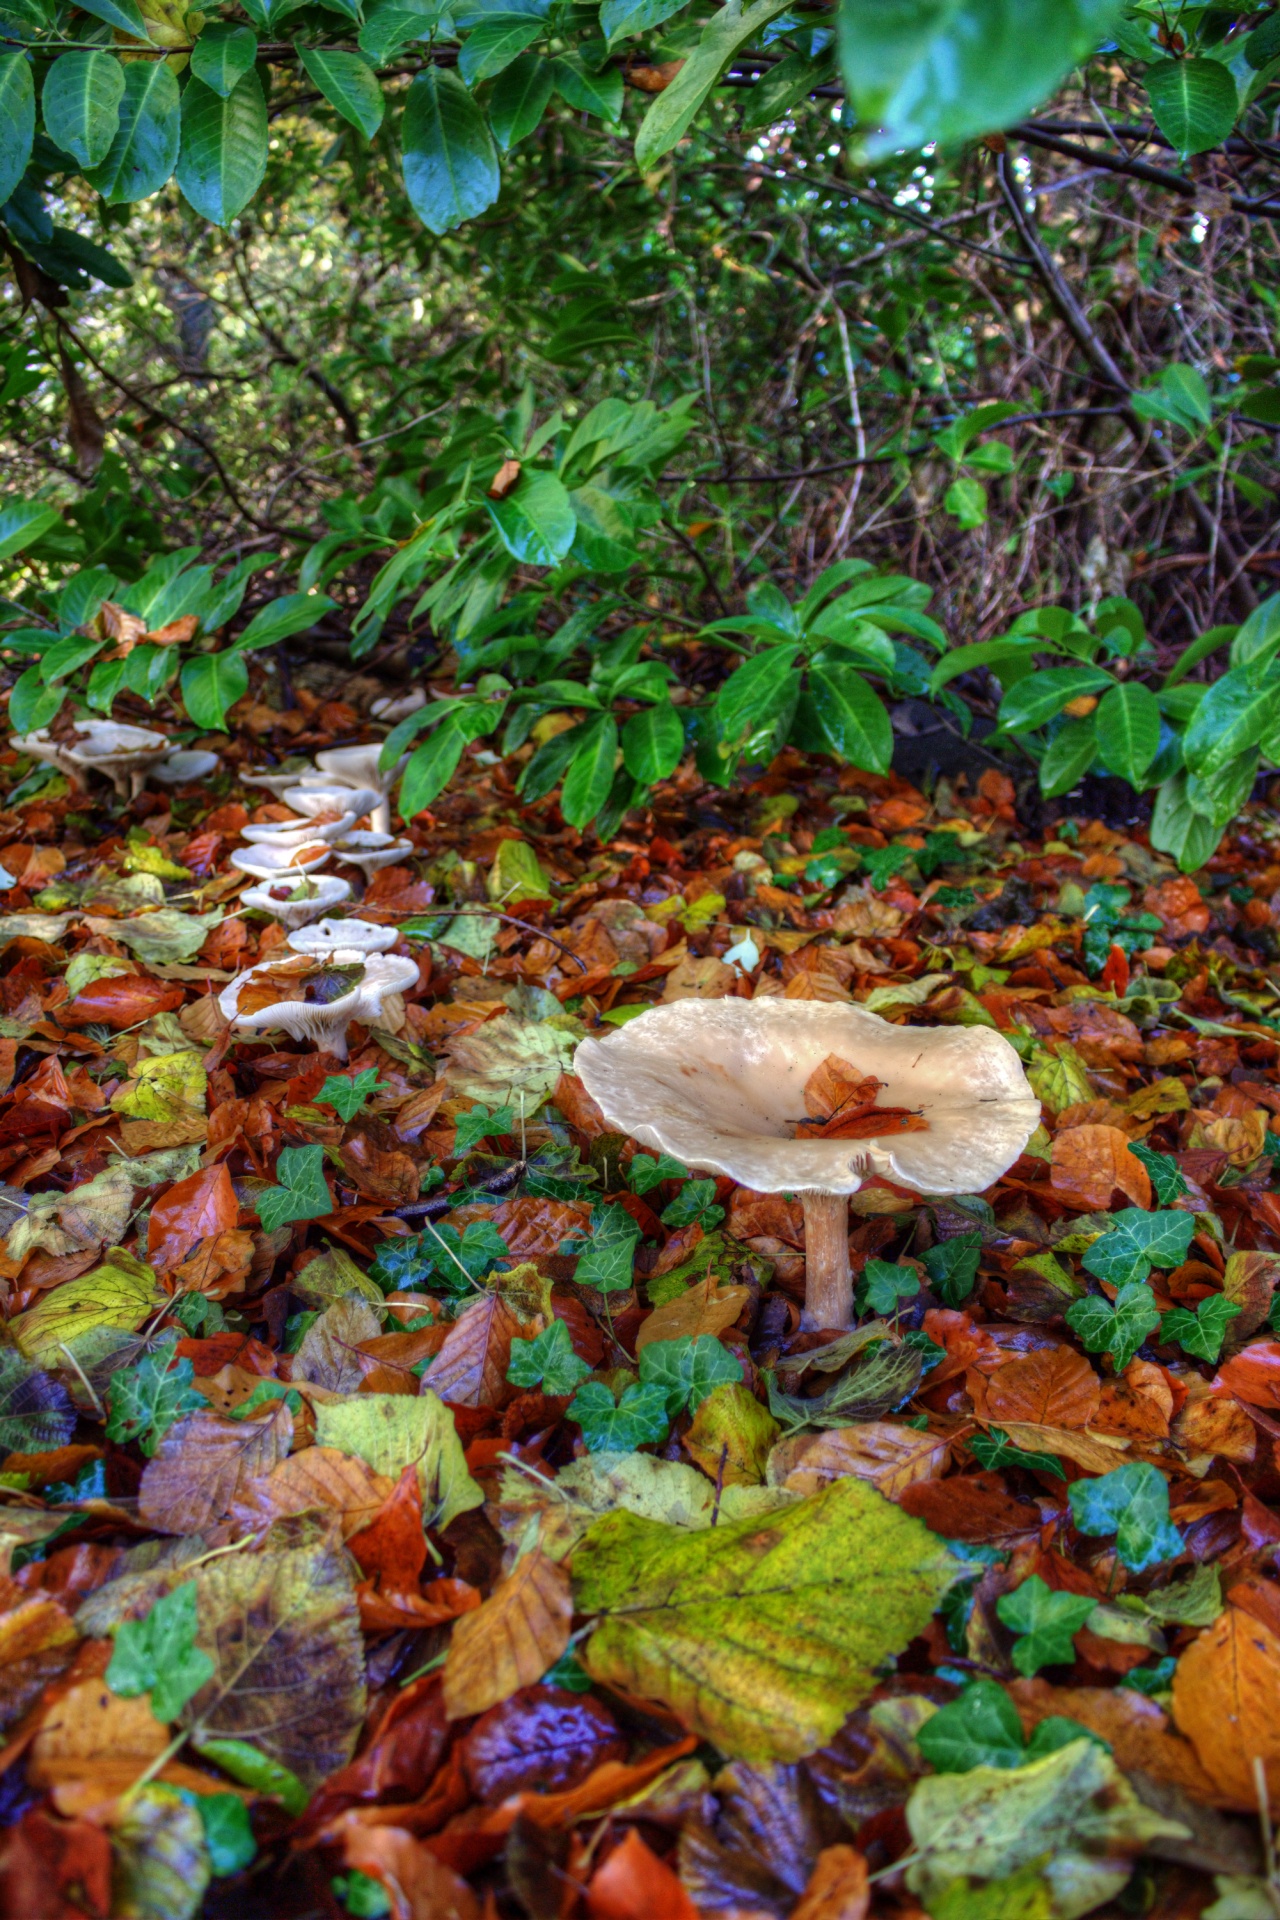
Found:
<box><xmin>767</xmin><ymin>1421</ymin><xmax>951</xmax><ymax>1501</ymax></box>
<box><xmin>443</xmin><ymin>1549</ymin><xmax>572</xmax><ymax>1719</ymax></box>
<box><xmin>314</xmin><ymin>1391</ymin><xmax>484</xmax><ymax>1531</ymax></box>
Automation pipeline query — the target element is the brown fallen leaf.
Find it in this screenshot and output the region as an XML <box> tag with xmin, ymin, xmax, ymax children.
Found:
<box><xmin>1050</xmin><ymin>1124</ymin><xmax>1152</xmax><ymax>1210</ymax></box>
<box><xmin>635</xmin><ymin>1271</ymin><xmax>750</xmax><ymax>1350</ymax></box>
<box><xmin>791</xmin><ymin>1845</ymin><xmax>870</xmax><ymax>1920</ymax></box>
<box><xmin>974</xmin><ymin>1343</ymin><xmax>1101</xmax><ymax>1431</ymax></box>
<box><xmin>1011</xmin><ymin>1676</ymin><xmax>1232</xmax><ymax>1809</ymax></box>
<box><xmin>229</xmin><ymin>1446</ymin><xmax>395</xmax><ymax>1539</ymax></box>
<box><xmin>424</xmin><ymin>1293</ymin><xmax>525</xmax><ymax>1409</ymax></box>
<box><xmin>29</xmin><ymin>1677</ymin><xmax>168</xmax><ymax>1789</ymax></box>
<box><xmin>443</xmin><ymin>1550</ymin><xmax>572</xmax><ymax>1720</ymax></box>
<box><xmin>995</xmin><ymin>1421</ymin><xmax>1129</xmax><ymax>1473</ymax></box>
<box><xmin>768</xmin><ymin>1423</ymin><xmax>950</xmax><ymax>1502</ymax></box>
<box><xmin>338</xmin><ymin>1818</ymin><xmax>480</xmax><ymax>1920</ymax></box>
<box><xmin>1172</xmin><ymin>1604</ymin><xmax>1280</xmax><ymax>1809</ymax></box>
<box><xmin>139</xmin><ymin>1402</ymin><xmax>293</xmax><ymax>1534</ymax></box>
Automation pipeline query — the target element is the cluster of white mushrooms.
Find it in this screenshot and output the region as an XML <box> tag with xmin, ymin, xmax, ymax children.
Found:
<box><xmin>218</xmin><ymin>916</ymin><xmax>418</xmax><ymax>1063</ymax></box>
<box><xmin>232</xmin><ymin>745</ymin><xmax>414</xmax><ymax>918</ymax></box>
<box><xmin>12</xmin><ymin>721</ymin><xmax>220</xmax><ymax>798</ymax></box>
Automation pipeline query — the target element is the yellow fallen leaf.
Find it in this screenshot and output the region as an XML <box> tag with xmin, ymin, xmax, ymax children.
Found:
<box><xmin>443</xmin><ymin>1548</ymin><xmax>571</xmax><ymax>1719</ymax></box>
<box><xmin>11</xmin><ymin>1249</ymin><xmax>160</xmax><ymax>1364</ymax></box>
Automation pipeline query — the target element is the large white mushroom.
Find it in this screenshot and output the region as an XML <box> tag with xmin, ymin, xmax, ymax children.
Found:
<box><xmin>219</xmin><ymin>951</ymin><xmax>419</xmax><ymax>1061</ymax></box>
<box><xmin>282</xmin><ymin>784</ymin><xmax>382</xmax><ymax>823</ymax></box>
<box><xmin>239</xmin><ymin>812</ymin><xmax>357</xmax><ymax>847</ymax></box>
<box><xmin>574</xmin><ymin>999</ymin><xmax>1039</xmax><ymax>1332</ymax></box>
<box><xmin>230</xmin><ymin>842</ymin><xmax>334</xmax><ymax>883</ymax></box>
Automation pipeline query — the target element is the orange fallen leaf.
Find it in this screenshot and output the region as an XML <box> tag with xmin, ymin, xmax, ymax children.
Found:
<box><xmin>1050</xmin><ymin>1124</ymin><xmax>1152</xmax><ymax>1210</ymax></box>
<box><xmin>770</xmin><ymin>1423</ymin><xmax>950</xmax><ymax>1502</ymax></box>
<box><xmin>442</xmin><ymin>1550</ymin><xmax>571</xmax><ymax>1721</ymax></box>
<box><xmin>975</xmin><ymin>1343</ymin><xmax>1101</xmax><ymax>1431</ymax></box>
<box><xmin>792</xmin><ymin>1845</ymin><xmax>870</xmax><ymax>1920</ymax></box>
<box><xmin>1172</xmin><ymin>1604</ymin><xmax>1280</xmax><ymax>1808</ymax></box>
<box><xmin>586</xmin><ymin>1827</ymin><xmax>699</xmax><ymax>1920</ymax></box>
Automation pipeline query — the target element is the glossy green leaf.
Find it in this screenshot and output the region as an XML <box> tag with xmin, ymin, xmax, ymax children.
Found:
<box><xmin>807</xmin><ymin>664</ymin><xmax>893</xmax><ymax>772</ymax></box>
<box><xmin>1094</xmin><ymin>681</ymin><xmax>1161</xmax><ymax>787</ymax></box>
<box><xmin>716</xmin><ymin>643</ymin><xmax>800</xmax><ymax>742</ymax></box>
<box><xmin>917</xmin><ymin>1680</ymin><xmax>1026</xmax><ymax>1772</ymax></box>
<box><xmin>0</xmin><ymin>53</ymin><xmax>35</xmax><ymax>207</ymax></box>
<box><xmin>0</xmin><ymin>497</ymin><xmax>60</xmax><ymax>565</ymax></box>
<box><xmin>634</xmin><ymin>0</ymin><xmax>792</xmax><ymax>168</ymax></box>
<box><xmin>838</xmin><ymin>0</ymin><xmax>1124</xmax><ymax>155</ymax></box>
<box><xmin>180</xmin><ymin>650</ymin><xmax>249</xmax><ymax>731</ymax></box>
<box><xmin>1229</xmin><ymin>592</ymin><xmax>1280</xmax><ymax>670</ymax></box>
<box><xmin>257</xmin><ymin>1144</ymin><xmax>332</xmax><ymax>1232</ymax></box>
<box><xmin>1066</xmin><ymin>1280</ymin><xmax>1161</xmax><ymax>1374</ymax></box>
<box><xmin>621</xmin><ymin>700</ymin><xmax>684</xmax><ymax>783</ymax></box>
<box><xmin>1039</xmin><ymin>715</ymin><xmax>1098</xmax><ymax>798</ymax></box>
<box><xmin>86</xmin><ymin>59</ymin><xmax>180</xmax><ymax>203</ymax></box>
<box><xmin>997</xmin><ymin>665</ymin><xmax>1113</xmax><ymax>733</ymax></box>
<box><xmin>236</xmin><ymin>591</ymin><xmax>335</xmax><ymax>650</ymax></box>
<box><xmin>569</xmin><ymin>1379</ymin><xmax>671</xmax><ymax>1451</ymax></box>
<box><xmin>401</xmin><ymin>67</ymin><xmax>500</xmax><ymax>236</ymax></box>
<box><xmin>1160</xmin><ymin>1295</ymin><xmax>1242</xmax><ymax>1363</ymax></box>
<box><xmin>573</xmin><ymin>1200</ymin><xmax>640</xmax><ymax>1292</ymax></box>
<box><xmin>488</xmin><ymin>471</ymin><xmax>576</xmax><ymax>565</ymax></box>
<box><xmin>559</xmin><ymin>713</ymin><xmax>617</xmax><ymax>827</ymax></box>
<box><xmin>506</xmin><ymin>1319</ymin><xmax>592</xmax><ymax>1395</ymax></box>
<box><xmin>9</xmin><ymin>667</ymin><xmax>65</xmax><ymax>735</ymax></box>
<box><xmin>638</xmin><ymin>1335</ymin><xmax>744</xmax><ymax>1418</ymax></box>
<box><xmin>552</xmin><ymin>53</ymin><xmax>623</xmax><ymax>122</ymax></box>
<box><xmin>42</xmin><ymin>52</ymin><xmax>124</xmax><ymax>169</ymax></box>
<box><xmin>1145</xmin><ymin>55</ymin><xmax>1239</xmax><ymax>156</ymax></box>
<box><xmin>458</xmin><ymin>15</ymin><xmax>542</xmax><ymax>86</ymax></box>
<box><xmin>487</xmin><ymin>51</ymin><xmax>555</xmax><ymax>148</ymax></box>
<box><xmin>1150</xmin><ymin>770</ymin><xmax>1221</xmax><ymax>873</ymax></box>
<box><xmin>176</xmin><ymin>71</ymin><xmax>268</xmax><ymax>226</ymax></box>
<box><xmin>1081</xmin><ymin>1208</ymin><xmax>1196</xmax><ymax>1284</ymax></box>
<box><xmin>191</xmin><ymin>24</ymin><xmax>259</xmax><ymax>99</ymax></box>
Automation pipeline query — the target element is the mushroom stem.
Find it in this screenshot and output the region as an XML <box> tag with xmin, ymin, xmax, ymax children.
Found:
<box><xmin>800</xmin><ymin>1190</ymin><xmax>853</xmax><ymax>1331</ymax></box>
<box><xmin>370</xmin><ymin>798</ymin><xmax>392</xmax><ymax>836</ymax></box>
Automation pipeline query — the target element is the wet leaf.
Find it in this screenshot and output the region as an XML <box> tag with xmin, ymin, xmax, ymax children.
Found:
<box><xmin>684</xmin><ymin>1383</ymin><xmax>779</xmax><ymax>1485</ymax></box>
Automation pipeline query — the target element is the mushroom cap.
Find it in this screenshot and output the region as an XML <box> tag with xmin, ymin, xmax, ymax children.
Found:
<box><xmin>332</xmin><ymin>830</ymin><xmax>414</xmax><ymax>876</ymax></box>
<box><xmin>371</xmin><ymin>690</ymin><xmax>426</xmax><ymax>723</ymax></box>
<box><xmin>240</xmin><ymin>875</ymin><xmax>352</xmax><ymax>928</ymax></box>
<box><xmin>315</xmin><ymin>745</ymin><xmax>405</xmax><ymax>795</ymax></box>
<box><xmin>152</xmin><ymin>749</ymin><xmax>220</xmax><ymax>786</ymax></box>
<box><xmin>230</xmin><ymin>842</ymin><xmax>334</xmax><ymax>881</ymax></box>
<box><xmin>281</xmin><ymin>785</ymin><xmax>382</xmax><ymax>821</ymax></box>
<box><xmin>573</xmin><ymin>998</ymin><xmax>1040</xmax><ymax>1197</ymax></box>
<box><xmin>219</xmin><ymin>951</ymin><xmax>420</xmax><ymax>1051</ymax></box>
<box><xmin>240</xmin><ymin>812</ymin><xmax>357</xmax><ymax>846</ymax></box>
<box><xmin>243</xmin><ymin>762</ymin><xmax>315</xmax><ymax>796</ymax></box>
<box><xmin>287</xmin><ymin>917</ymin><xmax>399</xmax><ymax>957</ymax></box>
<box><xmin>60</xmin><ymin>720</ymin><xmax>170</xmax><ymax>767</ymax></box>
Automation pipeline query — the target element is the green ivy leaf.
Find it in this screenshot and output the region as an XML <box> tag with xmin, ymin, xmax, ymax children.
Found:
<box><xmin>1068</xmin><ymin>1463</ymin><xmax>1183</xmax><ymax>1573</ymax></box>
<box><xmin>107</xmin><ymin>1582</ymin><xmax>215</xmax><ymax>1722</ymax></box>
<box><xmin>256</xmin><ymin>1144</ymin><xmax>332</xmax><ymax>1233</ymax></box>
<box><xmin>105</xmin><ymin>1340</ymin><xmax>208</xmax><ymax>1457</ymax></box>
<box><xmin>858</xmin><ymin>1258</ymin><xmax>921</xmax><ymax>1316</ymax></box>
<box><xmin>1066</xmin><ymin>1279</ymin><xmax>1161</xmax><ymax>1373</ymax></box>
<box><xmin>660</xmin><ymin>1178</ymin><xmax>723</xmax><ymax>1230</ymax></box>
<box><xmin>1160</xmin><ymin>1294</ymin><xmax>1242</xmax><ymax>1363</ymax></box>
<box><xmin>317</xmin><ymin>1068</ymin><xmax>387</xmax><ymax>1123</ymax></box>
<box><xmin>629</xmin><ymin>1151</ymin><xmax>689</xmax><ymax>1194</ymax></box>
<box><xmin>917</xmin><ymin>1679</ymin><xmax>1025</xmax><ymax>1772</ymax></box>
<box><xmin>184</xmin><ymin>1792</ymin><xmax>257</xmax><ymax>1876</ymax></box>
<box><xmin>922</xmin><ymin>1233</ymin><xmax>982</xmax><ymax>1308</ymax></box>
<box><xmin>568</xmin><ymin>1378</ymin><xmax>671</xmax><ymax>1451</ymax></box>
<box><xmin>638</xmin><ymin>1335</ymin><xmax>744</xmax><ymax>1418</ymax></box>
<box><xmin>1126</xmin><ymin>1142</ymin><xmax>1188</xmax><ymax>1205</ymax></box>
<box><xmin>996</xmin><ymin>1574</ymin><xmax>1096</xmax><ymax>1676</ymax></box>
<box><xmin>453</xmin><ymin>1101</ymin><xmax>514</xmax><ymax>1154</ymax></box>
<box><xmin>571</xmin><ymin>1203</ymin><xmax>642</xmax><ymax>1293</ymax></box>
<box><xmin>506</xmin><ymin>1318</ymin><xmax>592</xmax><ymax>1395</ymax></box>
<box><xmin>1080</xmin><ymin>1209</ymin><xmax>1197</xmax><ymax>1286</ymax></box>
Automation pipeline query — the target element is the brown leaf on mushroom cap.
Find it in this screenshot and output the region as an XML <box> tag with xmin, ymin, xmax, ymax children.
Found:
<box><xmin>573</xmin><ymin>1001</ymin><xmax>1038</xmax><ymax>1198</ymax></box>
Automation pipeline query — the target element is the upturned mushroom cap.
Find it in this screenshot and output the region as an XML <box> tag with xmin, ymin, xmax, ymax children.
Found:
<box><xmin>240</xmin><ymin>874</ymin><xmax>352</xmax><ymax>928</ymax></box>
<box><xmin>315</xmin><ymin>746</ymin><xmax>407</xmax><ymax>836</ymax></box>
<box><xmin>15</xmin><ymin>723</ymin><xmax>170</xmax><ymax>797</ymax></box>
<box><xmin>240</xmin><ymin>812</ymin><xmax>357</xmax><ymax>847</ymax></box>
<box><xmin>281</xmin><ymin>785</ymin><xmax>382</xmax><ymax>821</ymax></box>
<box><xmin>331</xmin><ymin>830</ymin><xmax>415</xmax><ymax>878</ymax></box>
<box><xmin>230</xmin><ymin>842</ymin><xmax>334</xmax><ymax>882</ymax></box>
<box><xmin>572</xmin><ymin>999</ymin><xmax>1040</xmax><ymax>1196</ymax></box>
<box><xmin>219</xmin><ymin>952</ymin><xmax>420</xmax><ymax>1061</ymax></box>
<box><xmin>287</xmin><ymin>917</ymin><xmax>399</xmax><ymax>957</ymax></box>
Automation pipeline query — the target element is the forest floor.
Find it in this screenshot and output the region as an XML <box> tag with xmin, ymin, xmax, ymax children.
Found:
<box><xmin>1</xmin><ymin>681</ymin><xmax>1280</xmax><ymax>1920</ymax></box>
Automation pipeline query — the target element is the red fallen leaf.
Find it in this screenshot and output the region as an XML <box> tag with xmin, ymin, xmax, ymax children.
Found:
<box><xmin>147</xmin><ymin>1163</ymin><xmax>238</xmax><ymax>1272</ymax></box>
<box><xmin>356</xmin><ymin>1581</ymin><xmax>481</xmax><ymax>1633</ymax></box>
<box><xmin>336</xmin><ymin>1820</ymin><xmax>480</xmax><ymax>1920</ymax></box>
<box><xmin>587</xmin><ymin>1828</ymin><xmax>699</xmax><ymax>1920</ymax></box>
<box><xmin>551</xmin><ymin>1072</ymin><xmax>609</xmax><ymax>1139</ymax></box>
<box><xmin>171</xmin><ymin>1332</ymin><xmax>276</xmax><ymax>1376</ymax></box>
<box><xmin>1215</xmin><ymin>1342</ymin><xmax>1280</xmax><ymax>1409</ymax></box>
<box><xmin>461</xmin><ymin>1687</ymin><xmax>626</xmax><ymax>1803</ymax></box>
<box><xmin>300</xmin><ymin>1674</ymin><xmax>450</xmax><ymax>1831</ymax></box>
<box><xmin>0</xmin><ymin>1806</ymin><xmax>112</xmax><ymax>1919</ymax></box>
<box><xmin>897</xmin><ymin>1473</ymin><xmax>1043</xmax><ymax>1543</ymax></box>
<box><xmin>349</xmin><ymin>1466</ymin><xmax>427</xmax><ymax>1588</ymax></box>
<box><xmin>59</xmin><ymin>974</ymin><xmax>185</xmax><ymax>1029</ymax></box>
<box><xmin>0</xmin><ymin>1055</ymin><xmax>70</xmax><ymax>1143</ymax></box>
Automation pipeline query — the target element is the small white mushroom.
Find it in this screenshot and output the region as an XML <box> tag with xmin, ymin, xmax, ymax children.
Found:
<box><xmin>331</xmin><ymin>830</ymin><xmax>415</xmax><ymax>879</ymax></box>
<box><xmin>230</xmin><ymin>842</ymin><xmax>334</xmax><ymax>883</ymax></box>
<box><xmin>240</xmin><ymin>874</ymin><xmax>353</xmax><ymax>929</ymax></box>
<box><xmin>281</xmin><ymin>785</ymin><xmax>382</xmax><ymax>823</ymax></box>
<box><xmin>371</xmin><ymin>690</ymin><xmax>427</xmax><ymax>724</ymax></box>
<box><xmin>243</xmin><ymin>762</ymin><xmax>316</xmax><ymax>797</ymax></box>
<box><xmin>287</xmin><ymin>917</ymin><xmax>399</xmax><ymax>958</ymax></box>
<box><xmin>239</xmin><ymin>812</ymin><xmax>357</xmax><ymax>847</ymax></box>
<box><xmin>220</xmin><ymin>951</ymin><xmax>420</xmax><ymax>1062</ymax></box>
<box><xmin>13</xmin><ymin>722</ymin><xmax>171</xmax><ymax>799</ymax></box>
<box><xmin>314</xmin><ymin>745</ymin><xmax>407</xmax><ymax>836</ymax></box>
<box><xmin>151</xmin><ymin>749</ymin><xmax>221</xmax><ymax>787</ymax></box>
<box><xmin>574</xmin><ymin>999</ymin><xmax>1039</xmax><ymax>1333</ymax></box>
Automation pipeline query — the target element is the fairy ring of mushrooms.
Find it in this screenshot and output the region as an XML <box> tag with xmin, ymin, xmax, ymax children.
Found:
<box><xmin>573</xmin><ymin>998</ymin><xmax>1039</xmax><ymax>1332</ymax></box>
